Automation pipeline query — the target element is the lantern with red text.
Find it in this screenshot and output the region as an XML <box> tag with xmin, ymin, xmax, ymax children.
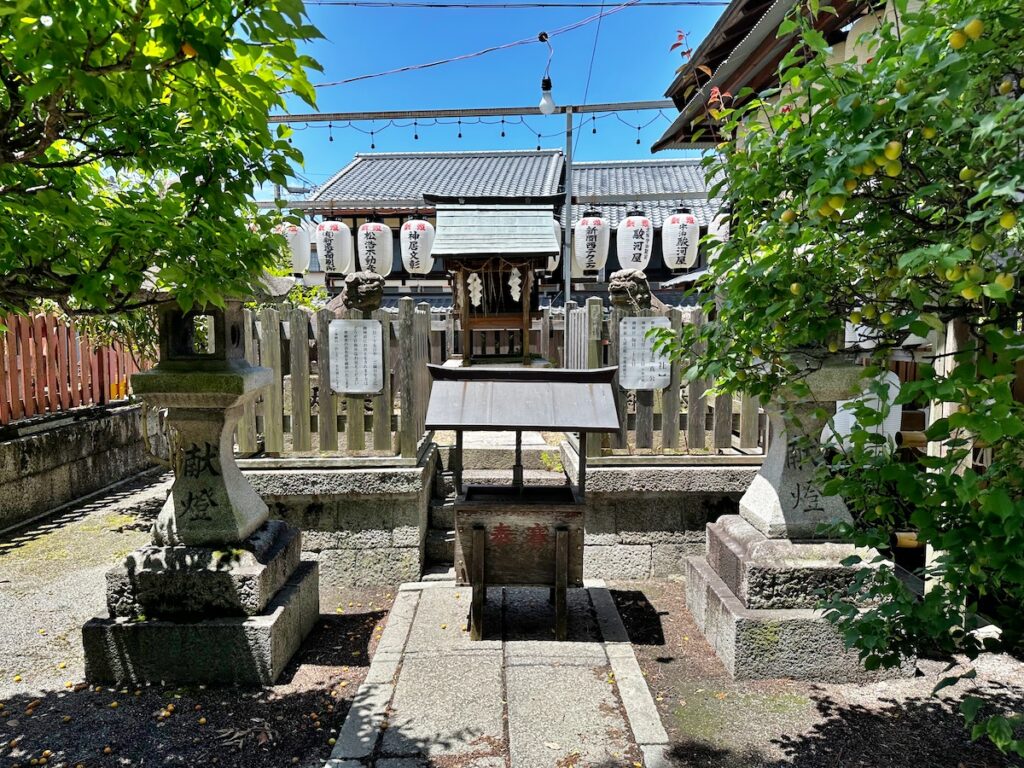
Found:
<box><xmin>400</xmin><ymin>218</ymin><xmax>436</xmax><ymax>275</ymax></box>
<box><xmin>315</xmin><ymin>220</ymin><xmax>354</xmax><ymax>275</ymax></box>
<box><xmin>547</xmin><ymin>219</ymin><xmax>561</xmax><ymax>273</ymax></box>
<box><xmin>276</xmin><ymin>223</ymin><xmax>311</xmax><ymax>274</ymax></box>
<box><xmin>573</xmin><ymin>210</ymin><xmax>610</xmax><ymax>275</ymax></box>
<box><xmin>615</xmin><ymin>210</ymin><xmax>652</xmax><ymax>271</ymax></box>
<box><xmin>662</xmin><ymin>208</ymin><xmax>699</xmax><ymax>271</ymax></box>
<box><xmin>357</xmin><ymin>220</ymin><xmax>394</xmax><ymax>277</ymax></box>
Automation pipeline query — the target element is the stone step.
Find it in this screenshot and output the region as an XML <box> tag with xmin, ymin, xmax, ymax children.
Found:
<box><xmin>420</xmin><ymin>564</ymin><xmax>456</xmax><ymax>582</ymax></box>
<box><xmin>429</xmin><ymin>499</ymin><xmax>455</xmax><ymax>529</ymax></box>
<box><xmin>436</xmin><ymin>469</ymin><xmax>568</xmax><ymax>498</ymax></box>
<box><xmin>425</xmin><ymin>527</ymin><xmax>455</xmax><ymax>565</ymax></box>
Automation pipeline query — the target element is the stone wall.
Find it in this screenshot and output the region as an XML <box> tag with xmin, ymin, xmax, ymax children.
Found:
<box><xmin>244</xmin><ymin>447</ymin><xmax>437</xmax><ymax>603</ymax></box>
<box><xmin>561</xmin><ymin>442</ymin><xmax>759</xmax><ymax>580</ymax></box>
<box><xmin>0</xmin><ymin>405</ymin><xmax>158</xmax><ymax>531</ymax></box>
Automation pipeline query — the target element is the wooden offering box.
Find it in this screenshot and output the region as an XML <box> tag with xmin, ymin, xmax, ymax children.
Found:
<box><xmin>425</xmin><ymin>365</ymin><xmax>620</xmax><ymax>640</ymax></box>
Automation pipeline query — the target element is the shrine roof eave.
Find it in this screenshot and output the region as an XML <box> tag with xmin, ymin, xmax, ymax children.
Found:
<box><xmin>424</xmin><ymin>365</ymin><xmax>622</xmax><ymax>433</ymax></box>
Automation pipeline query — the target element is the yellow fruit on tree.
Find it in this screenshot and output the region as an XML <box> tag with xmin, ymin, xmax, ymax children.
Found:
<box><xmin>817</xmin><ymin>202</ymin><xmax>833</xmax><ymax>218</ymax></box>
<box><xmin>880</xmin><ymin>312</ymin><xmax>894</xmax><ymax>326</ymax></box>
<box><xmin>873</xmin><ymin>154</ymin><xmax>889</xmax><ymax>167</ymax></box>
<box><xmin>949</xmin><ymin>29</ymin><xmax>968</xmax><ymax>49</ymax></box>
<box><xmin>999</xmin><ymin>211</ymin><xmax>1017</xmax><ymax>229</ymax></box>
<box><xmin>862</xmin><ymin>304</ymin><xmax>877</xmax><ymax>320</ymax></box>
<box><xmin>967</xmin><ymin>264</ymin><xmax>986</xmax><ymax>281</ymax></box>
<box><xmin>945</xmin><ymin>265</ymin><xmax>963</xmax><ymax>281</ymax></box>
<box><xmin>884</xmin><ymin>160</ymin><xmax>903</xmax><ymax>177</ymax></box>
<box><xmin>964</xmin><ymin>18</ymin><xmax>984</xmax><ymax>40</ymax></box>
<box><xmin>922</xmin><ymin>126</ymin><xmax>937</xmax><ymax>140</ymax></box>
<box><xmin>844</xmin><ymin>178</ymin><xmax>858</xmax><ymax>192</ymax></box>
<box><xmin>961</xmin><ymin>284</ymin><xmax>982</xmax><ymax>300</ymax></box>
<box><xmin>969</xmin><ymin>233</ymin><xmax>990</xmax><ymax>251</ymax></box>
<box><xmin>884</xmin><ymin>141</ymin><xmax>903</xmax><ymax>160</ymax></box>
<box><xmin>849</xmin><ymin>310</ymin><xmax>863</xmax><ymax>324</ymax></box>
<box><xmin>181</xmin><ymin>41</ymin><xmax>198</xmax><ymax>58</ymax></box>
<box><xmin>959</xmin><ymin>166</ymin><xmax>976</xmax><ymax>181</ymax></box>
<box><xmin>995</xmin><ymin>273</ymin><xmax>1015</xmax><ymax>291</ymax></box>
<box><xmin>828</xmin><ymin>340</ymin><xmax>839</xmax><ymax>353</ymax></box>
<box><xmin>790</xmin><ymin>282</ymin><xmax>805</xmax><ymax>296</ymax></box>
<box><xmin>751</xmin><ymin>345</ymin><xmax>763</xmax><ymax>358</ymax></box>
<box><xmin>828</xmin><ymin>195</ymin><xmax>846</xmax><ymax>211</ymax></box>
<box><xmin>862</xmin><ymin>161</ymin><xmax>877</xmax><ymax>176</ymax></box>
<box><xmin>780</xmin><ymin>209</ymin><xmax>796</xmax><ymax>224</ymax></box>
<box><xmin>895</xmin><ymin>79</ymin><xmax>910</xmax><ymax>95</ymax></box>
<box><xmin>999</xmin><ymin>79</ymin><xmax>1014</xmax><ymax>96</ymax></box>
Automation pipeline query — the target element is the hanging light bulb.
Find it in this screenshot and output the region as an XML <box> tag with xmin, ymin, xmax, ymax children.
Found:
<box><xmin>500</xmin><ymin>117</ymin><xmax>506</xmax><ymax>138</ymax></box>
<box><xmin>538</xmin><ymin>76</ymin><xmax>556</xmax><ymax>115</ymax></box>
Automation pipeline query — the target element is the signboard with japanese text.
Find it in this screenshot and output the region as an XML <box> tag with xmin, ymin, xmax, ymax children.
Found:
<box><xmin>618</xmin><ymin>316</ymin><xmax>671</xmax><ymax>391</ymax></box>
<box><xmin>328</xmin><ymin>319</ymin><xmax>384</xmax><ymax>395</ymax></box>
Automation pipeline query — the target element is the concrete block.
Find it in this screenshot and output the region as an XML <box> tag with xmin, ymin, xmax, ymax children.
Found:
<box><xmin>333</xmin><ymin>682</ymin><xmax>394</xmax><ymax>759</ymax></box>
<box><xmin>82</xmin><ymin>561</ymin><xmax>319</xmax><ymax>686</ymax></box>
<box><xmin>584</xmin><ymin>544</ymin><xmax>652</xmax><ymax>580</ymax></box>
<box><xmin>651</xmin><ymin>542</ymin><xmax>705</xmax><ymax>577</ymax></box>
<box><xmin>583</xmin><ymin>507</ymin><xmax>619</xmax><ymax>546</ymax></box>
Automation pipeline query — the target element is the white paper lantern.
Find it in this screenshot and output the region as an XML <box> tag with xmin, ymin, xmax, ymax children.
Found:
<box><xmin>315</xmin><ymin>220</ymin><xmax>353</xmax><ymax>275</ymax></box>
<box><xmin>616</xmin><ymin>211</ymin><xmax>653</xmax><ymax>271</ymax></box>
<box><xmin>357</xmin><ymin>220</ymin><xmax>393</xmax><ymax>277</ymax></box>
<box><xmin>662</xmin><ymin>209</ymin><xmax>700</xmax><ymax>271</ymax></box>
<box><xmin>400</xmin><ymin>218</ymin><xmax>435</xmax><ymax>275</ymax></box>
<box><xmin>548</xmin><ymin>219</ymin><xmax>561</xmax><ymax>273</ymax></box>
<box><xmin>573</xmin><ymin>210</ymin><xmax>610</xmax><ymax>274</ymax></box>
<box><xmin>278</xmin><ymin>223</ymin><xmax>310</xmax><ymax>274</ymax></box>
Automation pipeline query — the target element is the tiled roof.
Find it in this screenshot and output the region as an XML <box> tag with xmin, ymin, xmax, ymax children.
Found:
<box><xmin>566</xmin><ymin>158</ymin><xmax>722</xmax><ymax>227</ymax></box>
<box><xmin>312</xmin><ymin>150</ymin><xmax>564</xmax><ymax>204</ymax></box>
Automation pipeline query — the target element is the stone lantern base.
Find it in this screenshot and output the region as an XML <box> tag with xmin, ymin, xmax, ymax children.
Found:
<box><xmin>683</xmin><ymin>357</ymin><xmax>911</xmax><ymax>682</ymax></box>
<box><xmin>683</xmin><ymin>517</ymin><xmax>885</xmax><ymax>682</ymax></box>
<box><xmin>83</xmin><ymin>520</ymin><xmax>319</xmax><ymax>686</ymax></box>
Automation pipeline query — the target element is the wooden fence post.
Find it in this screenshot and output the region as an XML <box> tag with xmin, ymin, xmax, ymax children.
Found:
<box><xmin>685</xmin><ymin>308</ymin><xmax>707</xmax><ymax>451</ymax></box>
<box><xmin>344</xmin><ymin>307</ymin><xmax>366</xmax><ymax>451</ymax></box>
<box><xmin>738</xmin><ymin>395</ymin><xmax>759</xmax><ymax>450</ymax></box>
<box><xmin>608</xmin><ymin>304</ymin><xmax>628</xmax><ymax>449</ymax></box>
<box><xmin>289</xmin><ymin>306</ymin><xmax>312</xmax><ymax>452</ymax></box>
<box><xmin>259</xmin><ymin>306</ymin><xmax>284</xmax><ymax>454</ymax></box>
<box><xmin>634</xmin><ymin>308</ymin><xmax>656</xmax><ymax>450</ymax></box>
<box><xmin>662</xmin><ymin>307</ymin><xmax>683</xmax><ymax>451</ymax></box>
<box><xmin>586</xmin><ymin>297</ymin><xmax>604</xmax><ymax>458</ymax></box>
<box><xmin>372</xmin><ymin>308</ymin><xmax>393</xmax><ymax>451</ymax></box>
<box><xmin>397</xmin><ymin>298</ymin><xmax>417</xmax><ymax>459</ymax></box>
<box><xmin>237</xmin><ymin>309</ymin><xmax>259</xmax><ymax>454</ymax></box>
<box><xmin>315</xmin><ymin>309</ymin><xmax>339</xmax><ymax>452</ymax></box>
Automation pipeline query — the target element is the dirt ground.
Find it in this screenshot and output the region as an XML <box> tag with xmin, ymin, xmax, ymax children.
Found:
<box><xmin>612</xmin><ymin>578</ymin><xmax>1024</xmax><ymax>768</ymax></box>
<box><xmin>0</xmin><ymin>472</ymin><xmax>394</xmax><ymax>768</ymax></box>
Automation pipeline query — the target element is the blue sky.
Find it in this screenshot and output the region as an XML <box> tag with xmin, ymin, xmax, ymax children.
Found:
<box><xmin>276</xmin><ymin>0</ymin><xmax>725</xmax><ymax>192</ymax></box>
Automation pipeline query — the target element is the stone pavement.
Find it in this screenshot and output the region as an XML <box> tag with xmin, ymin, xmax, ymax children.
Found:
<box><xmin>326</xmin><ymin>579</ymin><xmax>670</xmax><ymax>768</ymax></box>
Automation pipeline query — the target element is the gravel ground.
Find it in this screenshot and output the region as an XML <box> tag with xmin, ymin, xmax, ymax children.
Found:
<box><xmin>612</xmin><ymin>578</ymin><xmax>1024</xmax><ymax>768</ymax></box>
<box><xmin>0</xmin><ymin>472</ymin><xmax>395</xmax><ymax>768</ymax></box>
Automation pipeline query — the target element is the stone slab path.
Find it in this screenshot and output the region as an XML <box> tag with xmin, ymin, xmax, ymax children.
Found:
<box><xmin>326</xmin><ymin>580</ymin><xmax>669</xmax><ymax>768</ymax></box>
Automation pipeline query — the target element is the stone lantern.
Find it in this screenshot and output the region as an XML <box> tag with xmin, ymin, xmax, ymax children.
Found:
<box><xmin>683</xmin><ymin>355</ymin><xmax>906</xmax><ymax>681</ymax></box>
<box><xmin>82</xmin><ymin>299</ymin><xmax>319</xmax><ymax>686</ymax></box>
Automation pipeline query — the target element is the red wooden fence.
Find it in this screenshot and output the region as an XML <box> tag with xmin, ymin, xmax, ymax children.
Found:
<box><xmin>0</xmin><ymin>313</ymin><xmax>147</xmax><ymax>426</ymax></box>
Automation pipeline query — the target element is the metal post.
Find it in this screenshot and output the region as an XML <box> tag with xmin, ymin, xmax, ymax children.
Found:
<box><xmin>562</xmin><ymin>106</ymin><xmax>574</xmax><ymax>305</ymax></box>
<box><xmin>513</xmin><ymin>429</ymin><xmax>523</xmax><ymax>492</ymax></box>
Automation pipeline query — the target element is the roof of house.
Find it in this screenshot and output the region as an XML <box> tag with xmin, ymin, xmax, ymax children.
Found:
<box><xmin>307</xmin><ymin>152</ymin><xmax>722</xmax><ymax>227</ymax></box>
<box><xmin>312</xmin><ymin>150</ymin><xmax>564</xmax><ymax>207</ymax></box>
<box><xmin>567</xmin><ymin>158</ymin><xmax>723</xmax><ymax>227</ymax></box>
<box><xmin>652</xmin><ymin>0</ymin><xmax>871</xmax><ymax>150</ymax></box>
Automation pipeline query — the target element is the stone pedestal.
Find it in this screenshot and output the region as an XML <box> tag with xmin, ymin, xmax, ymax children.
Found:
<box><xmin>685</xmin><ymin>357</ymin><xmax>906</xmax><ymax>681</ymax></box>
<box><xmin>83</xmin><ymin>301</ymin><xmax>319</xmax><ymax>686</ymax></box>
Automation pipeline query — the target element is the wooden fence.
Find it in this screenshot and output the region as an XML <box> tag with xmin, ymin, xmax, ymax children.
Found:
<box><xmin>235</xmin><ymin>297</ymin><xmax>433</xmax><ymax>459</ymax></box>
<box><xmin>560</xmin><ymin>298</ymin><xmax>764</xmax><ymax>456</ymax></box>
<box><xmin>0</xmin><ymin>313</ymin><xmax>144</xmax><ymax>426</ymax></box>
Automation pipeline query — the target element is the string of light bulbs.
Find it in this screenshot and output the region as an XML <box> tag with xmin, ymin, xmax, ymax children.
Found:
<box><xmin>285</xmin><ymin>110</ymin><xmax>670</xmax><ymax>149</ymax></box>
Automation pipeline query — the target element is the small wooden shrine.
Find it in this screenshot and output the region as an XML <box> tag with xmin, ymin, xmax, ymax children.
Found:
<box><xmin>424</xmin><ymin>364</ymin><xmax>621</xmax><ymax>640</ymax></box>
<box><xmin>427</xmin><ymin>195</ymin><xmax>562</xmax><ymax>365</ymax></box>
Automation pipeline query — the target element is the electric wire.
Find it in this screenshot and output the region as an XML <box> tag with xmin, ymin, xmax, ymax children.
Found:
<box><xmin>311</xmin><ymin>0</ymin><xmax>643</xmax><ymax>88</ymax></box>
